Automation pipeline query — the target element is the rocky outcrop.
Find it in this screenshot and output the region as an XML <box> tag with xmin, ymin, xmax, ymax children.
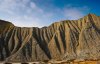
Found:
<box><xmin>0</xmin><ymin>14</ymin><xmax>100</xmax><ymax>62</ymax></box>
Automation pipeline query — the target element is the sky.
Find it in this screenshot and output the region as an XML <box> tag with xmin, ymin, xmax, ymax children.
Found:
<box><xmin>0</xmin><ymin>0</ymin><xmax>100</xmax><ymax>27</ymax></box>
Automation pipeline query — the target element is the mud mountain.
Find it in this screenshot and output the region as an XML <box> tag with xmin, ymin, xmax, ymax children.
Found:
<box><xmin>0</xmin><ymin>14</ymin><xmax>100</xmax><ymax>62</ymax></box>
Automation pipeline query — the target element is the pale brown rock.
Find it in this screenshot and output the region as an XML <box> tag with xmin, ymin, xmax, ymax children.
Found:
<box><xmin>0</xmin><ymin>14</ymin><xmax>100</xmax><ymax>62</ymax></box>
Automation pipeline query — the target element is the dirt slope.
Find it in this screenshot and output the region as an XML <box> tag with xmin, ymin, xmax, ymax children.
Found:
<box><xmin>0</xmin><ymin>14</ymin><xmax>100</xmax><ymax>62</ymax></box>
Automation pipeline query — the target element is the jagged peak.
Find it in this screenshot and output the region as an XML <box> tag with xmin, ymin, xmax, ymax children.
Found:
<box><xmin>88</xmin><ymin>13</ymin><xmax>96</xmax><ymax>16</ymax></box>
<box><xmin>81</xmin><ymin>13</ymin><xmax>96</xmax><ymax>20</ymax></box>
<box><xmin>0</xmin><ymin>13</ymin><xmax>99</xmax><ymax>29</ymax></box>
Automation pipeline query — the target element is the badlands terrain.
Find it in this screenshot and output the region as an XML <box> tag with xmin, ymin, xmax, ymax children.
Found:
<box><xmin>0</xmin><ymin>14</ymin><xmax>100</xmax><ymax>64</ymax></box>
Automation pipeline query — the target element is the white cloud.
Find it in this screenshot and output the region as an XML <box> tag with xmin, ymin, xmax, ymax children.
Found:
<box><xmin>63</xmin><ymin>6</ymin><xmax>89</xmax><ymax>20</ymax></box>
<box><xmin>0</xmin><ymin>0</ymin><xmax>90</xmax><ymax>27</ymax></box>
<box><xmin>0</xmin><ymin>0</ymin><xmax>44</xmax><ymax>27</ymax></box>
<box><xmin>11</xmin><ymin>16</ymin><xmax>41</xmax><ymax>27</ymax></box>
<box><xmin>30</xmin><ymin>2</ymin><xmax>37</xmax><ymax>9</ymax></box>
<box><xmin>30</xmin><ymin>2</ymin><xmax>43</xmax><ymax>13</ymax></box>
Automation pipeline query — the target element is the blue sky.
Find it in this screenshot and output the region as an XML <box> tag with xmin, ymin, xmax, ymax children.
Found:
<box><xmin>0</xmin><ymin>0</ymin><xmax>100</xmax><ymax>27</ymax></box>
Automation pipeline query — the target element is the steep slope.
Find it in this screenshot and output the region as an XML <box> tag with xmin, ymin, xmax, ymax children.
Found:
<box><xmin>0</xmin><ymin>14</ymin><xmax>100</xmax><ymax>62</ymax></box>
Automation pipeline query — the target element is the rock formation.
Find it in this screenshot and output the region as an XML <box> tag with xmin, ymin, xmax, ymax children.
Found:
<box><xmin>0</xmin><ymin>14</ymin><xmax>100</xmax><ymax>62</ymax></box>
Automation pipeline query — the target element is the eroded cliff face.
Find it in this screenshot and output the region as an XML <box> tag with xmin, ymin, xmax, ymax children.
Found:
<box><xmin>0</xmin><ymin>14</ymin><xmax>100</xmax><ymax>62</ymax></box>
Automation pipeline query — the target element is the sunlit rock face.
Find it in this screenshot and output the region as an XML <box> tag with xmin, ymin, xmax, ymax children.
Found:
<box><xmin>0</xmin><ymin>14</ymin><xmax>100</xmax><ymax>62</ymax></box>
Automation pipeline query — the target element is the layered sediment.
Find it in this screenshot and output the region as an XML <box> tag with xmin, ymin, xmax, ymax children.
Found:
<box><xmin>0</xmin><ymin>14</ymin><xmax>100</xmax><ymax>62</ymax></box>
